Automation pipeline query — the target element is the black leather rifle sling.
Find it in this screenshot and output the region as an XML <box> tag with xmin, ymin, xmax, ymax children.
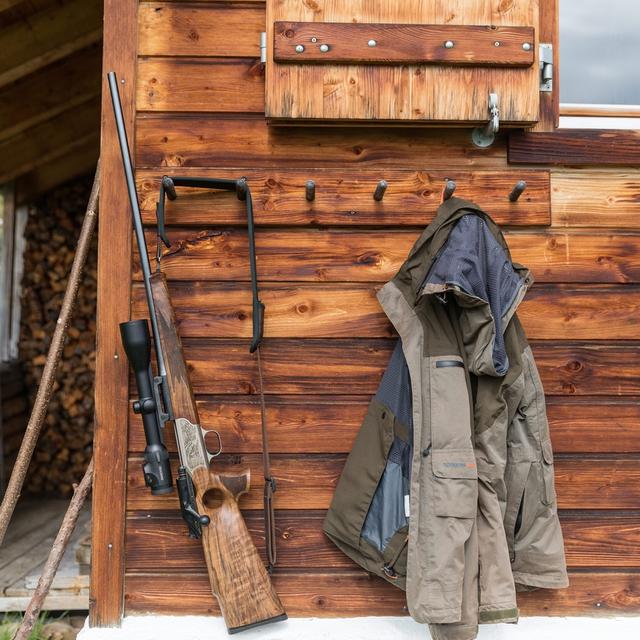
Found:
<box><xmin>155</xmin><ymin>175</ymin><xmax>278</xmax><ymax>571</ymax></box>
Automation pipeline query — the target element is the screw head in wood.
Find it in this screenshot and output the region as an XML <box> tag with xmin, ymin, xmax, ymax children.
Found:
<box><xmin>319</xmin><ymin>44</ymin><xmax>329</xmax><ymax>53</ymax></box>
<box><xmin>522</xmin><ymin>42</ymin><xmax>532</xmax><ymax>51</ymax></box>
<box><xmin>444</xmin><ymin>40</ymin><xmax>454</xmax><ymax>49</ymax></box>
<box><xmin>295</xmin><ymin>44</ymin><xmax>305</xmax><ymax>53</ymax></box>
<box><xmin>311</xmin><ymin>37</ymin><xmax>318</xmax><ymax>43</ymax></box>
<box><xmin>368</xmin><ymin>39</ymin><xmax>377</xmax><ymax>47</ymax></box>
<box><xmin>494</xmin><ymin>41</ymin><xmax>501</xmax><ymax>47</ymax></box>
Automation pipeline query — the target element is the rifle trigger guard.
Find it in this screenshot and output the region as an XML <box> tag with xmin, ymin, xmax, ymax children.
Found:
<box><xmin>204</xmin><ymin>428</ymin><xmax>222</xmax><ymax>462</ymax></box>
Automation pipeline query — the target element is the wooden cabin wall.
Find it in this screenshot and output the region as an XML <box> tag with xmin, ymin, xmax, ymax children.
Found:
<box><xmin>94</xmin><ymin>0</ymin><xmax>640</xmax><ymax>622</ymax></box>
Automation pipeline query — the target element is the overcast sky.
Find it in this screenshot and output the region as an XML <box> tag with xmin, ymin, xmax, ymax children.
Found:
<box><xmin>560</xmin><ymin>0</ymin><xmax>640</xmax><ymax>105</ymax></box>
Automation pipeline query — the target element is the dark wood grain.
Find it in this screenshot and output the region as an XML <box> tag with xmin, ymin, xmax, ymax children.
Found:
<box><xmin>137</xmin><ymin>168</ymin><xmax>550</xmax><ymax>227</ymax></box>
<box><xmin>0</xmin><ymin>43</ymin><xmax>101</xmax><ymax>143</ymax></box>
<box><xmin>90</xmin><ymin>0</ymin><xmax>136</xmax><ymax>627</ymax></box>
<box><xmin>127</xmin><ymin>455</ymin><xmax>640</xmax><ymax>511</ymax></box>
<box><xmin>138</xmin><ymin>229</ymin><xmax>640</xmax><ymax>284</ymax></box>
<box><xmin>509</xmin><ymin>130</ymin><xmax>640</xmax><ymax>166</ymax></box>
<box><xmin>135</xmin><ymin>115</ymin><xmax>509</xmax><ymax>169</ymax></box>
<box><xmin>132</xmin><ymin>283</ymin><xmax>640</xmax><ymax>340</ymax></box>
<box><xmin>150</xmin><ymin>271</ymin><xmax>200</xmax><ymax>424</ymax></box>
<box><xmin>125</xmin><ymin>339</ymin><xmax>640</xmax><ymax>397</ymax></box>
<box><xmin>125</xmin><ymin>570</ymin><xmax>640</xmax><ymax>616</ymax></box>
<box><xmin>129</xmin><ymin>395</ymin><xmax>640</xmax><ymax>455</ymax></box>
<box><xmin>126</xmin><ymin>511</ymin><xmax>640</xmax><ymax>571</ymax></box>
<box><xmin>274</xmin><ymin>23</ymin><xmax>535</xmax><ymax>66</ymax></box>
<box><xmin>0</xmin><ymin>96</ymin><xmax>100</xmax><ymax>184</ymax></box>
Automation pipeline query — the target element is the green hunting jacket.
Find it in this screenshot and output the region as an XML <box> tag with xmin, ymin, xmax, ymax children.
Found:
<box><xmin>323</xmin><ymin>198</ymin><xmax>568</xmax><ymax>640</ymax></box>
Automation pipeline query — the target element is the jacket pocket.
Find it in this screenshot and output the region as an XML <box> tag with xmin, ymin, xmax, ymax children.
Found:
<box><xmin>431</xmin><ymin>449</ymin><xmax>478</xmax><ymax>518</ymax></box>
<box><xmin>430</xmin><ymin>355</ymin><xmax>472</xmax><ymax>451</ymax></box>
<box><xmin>541</xmin><ymin>439</ymin><xmax>556</xmax><ymax>506</ymax></box>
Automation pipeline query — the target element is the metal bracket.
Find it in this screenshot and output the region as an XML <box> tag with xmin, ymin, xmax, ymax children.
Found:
<box><xmin>260</xmin><ymin>32</ymin><xmax>267</xmax><ymax>64</ymax></box>
<box><xmin>471</xmin><ymin>93</ymin><xmax>500</xmax><ymax>148</ymax></box>
<box><xmin>539</xmin><ymin>43</ymin><xmax>553</xmax><ymax>92</ymax></box>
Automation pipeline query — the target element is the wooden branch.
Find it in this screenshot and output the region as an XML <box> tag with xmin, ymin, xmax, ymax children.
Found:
<box><xmin>12</xmin><ymin>458</ymin><xmax>94</xmax><ymax>640</ymax></box>
<box><xmin>274</xmin><ymin>22</ymin><xmax>535</xmax><ymax>66</ymax></box>
<box><xmin>0</xmin><ymin>163</ymin><xmax>99</xmax><ymax>546</ymax></box>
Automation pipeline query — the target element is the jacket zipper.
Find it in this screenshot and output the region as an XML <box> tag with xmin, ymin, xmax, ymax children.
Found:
<box><xmin>382</xmin><ymin>535</ymin><xmax>409</xmax><ymax>580</ymax></box>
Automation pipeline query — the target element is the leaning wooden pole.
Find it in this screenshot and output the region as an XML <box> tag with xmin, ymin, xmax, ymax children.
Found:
<box><xmin>0</xmin><ymin>162</ymin><xmax>100</xmax><ymax>545</ymax></box>
<box><xmin>12</xmin><ymin>458</ymin><xmax>94</xmax><ymax>640</ymax></box>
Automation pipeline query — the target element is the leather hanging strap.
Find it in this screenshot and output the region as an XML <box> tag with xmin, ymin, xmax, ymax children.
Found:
<box><xmin>156</xmin><ymin>175</ymin><xmax>278</xmax><ymax>570</ymax></box>
<box><xmin>256</xmin><ymin>346</ymin><xmax>277</xmax><ymax>571</ymax></box>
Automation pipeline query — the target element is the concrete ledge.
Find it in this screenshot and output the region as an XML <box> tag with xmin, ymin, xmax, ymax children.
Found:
<box><xmin>78</xmin><ymin>615</ymin><xmax>640</xmax><ymax>640</ymax></box>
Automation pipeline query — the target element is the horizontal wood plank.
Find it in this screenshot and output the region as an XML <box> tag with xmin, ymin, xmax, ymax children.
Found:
<box><xmin>552</xmin><ymin>171</ymin><xmax>640</xmax><ymax>228</ymax></box>
<box><xmin>138</xmin><ymin>3</ymin><xmax>263</xmax><ymax>57</ymax></box>
<box><xmin>136</xmin><ymin>58</ymin><xmax>265</xmax><ymax>113</ymax></box>
<box><xmin>273</xmin><ymin>23</ymin><xmax>535</xmax><ymax>66</ymax></box>
<box><xmin>139</xmin><ymin>229</ymin><xmax>640</xmax><ymax>284</ymax></box>
<box><xmin>509</xmin><ymin>130</ymin><xmax>640</xmax><ymax>166</ymax></box>
<box><xmin>125</xmin><ymin>571</ymin><xmax>640</xmax><ymax>616</ymax></box>
<box><xmin>131</xmin><ymin>283</ymin><xmax>640</xmax><ymax>340</ymax></box>
<box><xmin>125</xmin><ymin>339</ymin><xmax>640</xmax><ymax>397</ymax></box>
<box><xmin>137</xmin><ymin>168</ymin><xmax>550</xmax><ymax>226</ymax></box>
<box><xmin>125</xmin><ymin>512</ymin><xmax>640</xmax><ymax>571</ymax></box>
<box><xmin>129</xmin><ymin>396</ymin><xmax>640</xmax><ymax>455</ymax></box>
<box><xmin>126</xmin><ymin>455</ymin><xmax>640</xmax><ymax>511</ymax></box>
<box><xmin>136</xmin><ymin>115</ymin><xmax>509</xmax><ymax>169</ymax></box>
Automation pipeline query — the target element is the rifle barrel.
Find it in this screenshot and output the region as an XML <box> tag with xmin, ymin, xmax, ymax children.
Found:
<box><xmin>107</xmin><ymin>71</ymin><xmax>167</xmax><ymax>380</ymax></box>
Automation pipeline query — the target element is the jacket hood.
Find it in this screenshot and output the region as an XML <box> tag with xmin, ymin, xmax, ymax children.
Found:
<box><xmin>392</xmin><ymin>198</ymin><xmax>531</xmax><ymax>377</ymax></box>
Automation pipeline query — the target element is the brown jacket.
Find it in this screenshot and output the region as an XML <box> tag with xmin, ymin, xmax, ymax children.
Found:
<box><xmin>323</xmin><ymin>198</ymin><xmax>568</xmax><ymax>640</ymax></box>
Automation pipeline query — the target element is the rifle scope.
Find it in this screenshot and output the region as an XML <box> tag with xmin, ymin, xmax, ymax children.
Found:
<box><xmin>120</xmin><ymin>319</ymin><xmax>173</xmax><ymax>495</ymax></box>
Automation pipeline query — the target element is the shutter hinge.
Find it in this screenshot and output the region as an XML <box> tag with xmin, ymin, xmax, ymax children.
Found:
<box><xmin>260</xmin><ymin>32</ymin><xmax>267</xmax><ymax>64</ymax></box>
<box><xmin>539</xmin><ymin>43</ymin><xmax>553</xmax><ymax>92</ymax></box>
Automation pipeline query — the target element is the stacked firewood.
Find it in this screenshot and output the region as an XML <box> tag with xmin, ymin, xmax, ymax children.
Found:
<box><xmin>19</xmin><ymin>175</ymin><xmax>97</xmax><ymax>496</ymax></box>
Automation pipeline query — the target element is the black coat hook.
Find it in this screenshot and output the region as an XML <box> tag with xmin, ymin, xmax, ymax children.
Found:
<box><xmin>373</xmin><ymin>180</ymin><xmax>388</xmax><ymax>201</ymax></box>
<box><xmin>305</xmin><ymin>180</ymin><xmax>316</xmax><ymax>201</ymax></box>
<box><xmin>508</xmin><ymin>180</ymin><xmax>527</xmax><ymax>202</ymax></box>
<box><xmin>443</xmin><ymin>180</ymin><xmax>456</xmax><ymax>201</ymax></box>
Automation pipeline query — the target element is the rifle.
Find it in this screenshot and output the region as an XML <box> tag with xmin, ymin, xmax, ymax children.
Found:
<box><xmin>107</xmin><ymin>72</ymin><xmax>286</xmax><ymax>633</ymax></box>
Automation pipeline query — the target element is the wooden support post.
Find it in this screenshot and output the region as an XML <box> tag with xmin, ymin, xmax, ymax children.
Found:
<box><xmin>89</xmin><ymin>0</ymin><xmax>137</xmax><ymax>627</ymax></box>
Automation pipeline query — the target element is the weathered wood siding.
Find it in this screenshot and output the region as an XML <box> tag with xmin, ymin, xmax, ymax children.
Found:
<box><xmin>115</xmin><ymin>0</ymin><xmax>640</xmax><ymax>619</ymax></box>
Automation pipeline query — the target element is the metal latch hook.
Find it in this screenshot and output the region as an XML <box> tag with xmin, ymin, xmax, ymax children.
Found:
<box><xmin>472</xmin><ymin>93</ymin><xmax>500</xmax><ymax>148</ymax></box>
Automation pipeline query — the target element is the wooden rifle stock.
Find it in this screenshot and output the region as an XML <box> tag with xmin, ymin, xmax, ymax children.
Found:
<box><xmin>149</xmin><ymin>271</ymin><xmax>286</xmax><ymax>633</ymax></box>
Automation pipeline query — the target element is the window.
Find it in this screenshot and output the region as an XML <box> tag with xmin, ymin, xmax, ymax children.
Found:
<box><xmin>0</xmin><ymin>185</ymin><xmax>26</xmax><ymax>363</ymax></box>
<box><xmin>560</xmin><ymin>0</ymin><xmax>640</xmax><ymax>128</ymax></box>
